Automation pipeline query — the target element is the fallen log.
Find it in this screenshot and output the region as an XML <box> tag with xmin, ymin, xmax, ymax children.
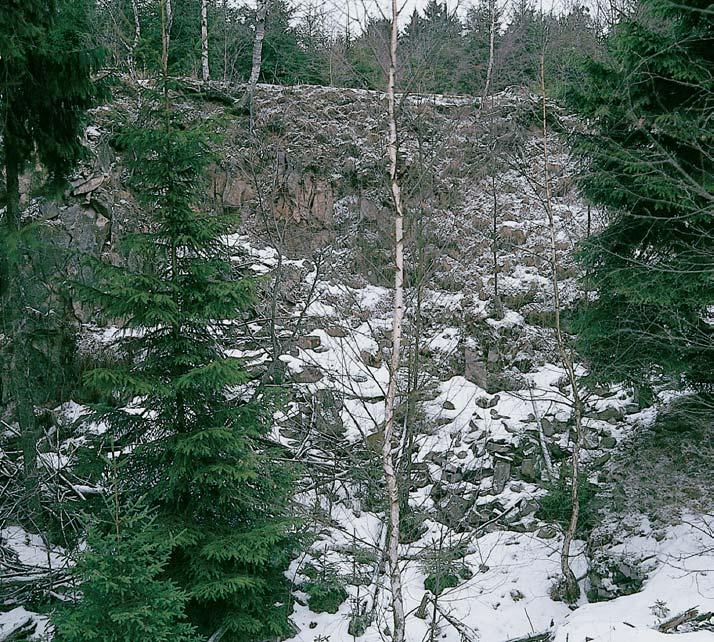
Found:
<box><xmin>435</xmin><ymin>604</ymin><xmax>480</xmax><ymax>641</ymax></box>
<box><xmin>658</xmin><ymin>606</ymin><xmax>699</xmax><ymax>632</ymax></box>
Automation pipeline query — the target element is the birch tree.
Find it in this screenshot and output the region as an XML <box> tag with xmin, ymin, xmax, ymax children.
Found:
<box><xmin>161</xmin><ymin>0</ymin><xmax>173</xmax><ymax>74</ymax></box>
<box><xmin>243</xmin><ymin>0</ymin><xmax>271</xmax><ymax>125</ymax></box>
<box><xmin>383</xmin><ymin>0</ymin><xmax>406</xmax><ymax>638</ymax></box>
<box><xmin>201</xmin><ymin>0</ymin><xmax>210</xmax><ymax>81</ymax></box>
<box><xmin>129</xmin><ymin>0</ymin><xmax>141</xmax><ymax>77</ymax></box>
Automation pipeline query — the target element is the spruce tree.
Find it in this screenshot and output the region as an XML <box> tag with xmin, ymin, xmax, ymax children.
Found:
<box><xmin>462</xmin><ymin>0</ymin><xmax>503</xmax><ymax>94</ymax></box>
<box><xmin>79</xmin><ymin>87</ymin><xmax>296</xmax><ymax>640</ymax></box>
<box><xmin>0</xmin><ymin>0</ymin><xmax>104</xmax><ymax>227</ymax></box>
<box><xmin>401</xmin><ymin>0</ymin><xmax>465</xmax><ymax>93</ymax></box>
<box><xmin>568</xmin><ymin>0</ymin><xmax>713</xmax><ymax>390</ymax></box>
<box><xmin>53</xmin><ymin>505</ymin><xmax>202</xmax><ymax>642</ymax></box>
<box><xmin>0</xmin><ymin>0</ymin><xmax>104</xmax><ymax>520</ymax></box>
<box><xmin>496</xmin><ymin>0</ymin><xmax>543</xmax><ymax>89</ymax></box>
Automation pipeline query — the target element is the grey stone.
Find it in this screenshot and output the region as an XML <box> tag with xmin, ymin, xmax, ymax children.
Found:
<box><xmin>465</xmin><ymin>348</ymin><xmax>490</xmax><ymax>388</ymax></box>
<box><xmin>492</xmin><ymin>456</ymin><xmax>511</xmax><ymax>494</ymax></box>
<box><xmin>442</xmin><ymin>463</ymin><xmax>463</xmax><ymax>484</ymax></box>
<box><xmin>438</xmin><ymin>496</ymin><xmax>472</xmax><ymax>526</ymax></box>
<box><xmin>360</xmin><ymin>350</ymin><xmax>383</xmax><ymax>368</ymax></box>
<box><xmin>600</xmin><ymin>435</ymin><xmax>617</xmax><ymax>449</ymax></box>
<box><xmin>292</xmin><ymin>366</ymin><xmax>323</xmax><ymax>383</ymax></box>
<box><xmin>586</xmin><ymin>406</ymin><xmax>624</xmax><ymax>422</ymax></box>
<box><xmin>72</xmin><ymin>175</ymin><xmax>105</xmax><ymax>196</ymax></box>
<box><xmin>486</xmin><ymin>441</ymin><xmax>512</xmax><ymax>455</ymax></box>
<box><xmin>536</xmin><ymin>525</ymin><xmax>558</xmax><ymax>539</ymax></box>
<box><xmin>60</xmin><ymin>205</ymin><xmax>111</xmax><ymax>256</ymax></box>
<box><xmin>520</xmin><ymin>457</ymin><xmax>537</xmax><ymax>480</ymax></box>
<box><xmin>541</xmin><ymin>418</ymin><xmax>556</xmax><ymax>437</ymax></box>
<box><xmin>297</xmin><ymin>335</ymin><xmax>321</xmax><ymax>351</ymax></box>
<box><xmin>325</xmin><ymin>325</ymin><xmax>349</xmax><ymax>338</ymax></box>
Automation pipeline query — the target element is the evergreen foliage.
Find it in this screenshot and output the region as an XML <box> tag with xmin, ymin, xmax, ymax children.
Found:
<box><xmin>497</xmin><ymin>0</ymin><xmax>543</xmax><ymax>89</ymax></box>
<box><xmin>0</xmin><ymin>0</ymin><xmax>105</xmax><ymax>224</ymax></box>
<box><xmin>52</xmin><ymin>504</ymin><xmax>202</xmax><ymax>642</ymax></box>
<box><xmin>401</xmin><ymin>0</ymin><xmax>465</xmax><ymax>93</ymax></box>
<box><xmin>342</xmin><ymin>17</ymin><xmax>392</xmax><ymax>90</ymax></box>
<box><xmin>302</xmin><ymin>561</ymin><xmax>348</xmax><ymax>614</ymax></box>
<box><xmin>0</xmin><ymin>0</ymin><xmax>104</xmax><ymax>527</ymax></box>
<box><xmin>94</xmin><ymin>0</ymin><xmax>601</xmax><ymax>95</ymax></box>
<box><xmin>537</xmin><ymin>476</ymin><xmax>599</xmax><ymax>537</ymax></box>
<box><xmin>568</xmin><ymin>0</ymin><xmax>714</xmax><ymax>389</ymax></box>
<box><xmin>98</xmin><ymin>0</ymin><xmax>325</xmax><ymax>84</ymax></box>
<box><xmin>461</xmin><ymin>0</ymin><xmax>503</xmax><ymax>93</ymax></box>
<box><xmin>78</xmin><ymin>90</ymin><xmax>296</xmax><ymax>641</ymax></box>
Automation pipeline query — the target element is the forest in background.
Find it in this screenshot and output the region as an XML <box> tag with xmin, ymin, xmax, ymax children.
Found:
<box><xmin>96</xmin><ymin>0</ymin><xmax>601</xmax><ymax>93</ymax></box>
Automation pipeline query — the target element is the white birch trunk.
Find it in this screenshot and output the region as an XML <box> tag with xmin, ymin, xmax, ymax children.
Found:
<box><xmin>161</xmin><ymin>0</ymin><xmax>173</xmax><ymax>75</ymax></box>
<box><xmin>384</xmin><ymin>0</ymin><xmax>406</xmax><ymax>639</ymax></box>
<box><xmin>128</xmin><ymin>0</ymin><xmax>141</xmax><ymax>78</ymax></box>
<box><xmin>201</xmin><ymin>0</ymin><xmax>210</xmax><ymax>81</ymax></box>
<box><xmin>482</xmin><ymin>0</ymin><xmax>497</xmax><ymax>104</ymax></box>
<box><xmin>248</xmin><ymin>0</ymin><xmax>270</xmax><ymax>91</ymax></box>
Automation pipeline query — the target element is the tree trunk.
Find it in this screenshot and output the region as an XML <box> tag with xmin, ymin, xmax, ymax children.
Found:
<box><xmin>491</xmin><ymin>174</ymin><xmax>499</xmax><ymax>301</ymax></box>
<box><xmin>2</xmin><ymin>136</ymin><xmax>40</xmax><ymax>519</ymax></box>
<box><xmin>200</xmin><ymin>0</ymin><xmax>210</xmax><ymax>82</ymax></box>
<box><xmin>244</xmin><ymin>0</ymin><xmax>270</xmax><ymax>125</ymax></box>
<box><xmin>4</xmin><ymin>139</ymin><xmax>21</xmax><ymax>232</ymax></box>
<box><xmin>129</xmin><ymin>0</ymin><xmax>141</xmax><ymax>78</ymax></box>
<box><xmin>222</xmin><ymin>0</ymin><xmax>228</xmax><ymax>81</ymax></box>
<box><xmin>383</xmin><ymin>0</ymin><xmax>406</xmax><ymax>639</ymax></box>
<box><xmin>482</xmin><ymin>0</ymin><xmax>497</xmax><ymax>103</ymax></box>
<box><xmin>161</xmin><ymin>0</ymin><xmax>173</xmax><ymax>74</ymax></box>
<box><xmin>540</xmin><ymin>51</ymin><xmax>583</xmax><ymax>602</ymax></box>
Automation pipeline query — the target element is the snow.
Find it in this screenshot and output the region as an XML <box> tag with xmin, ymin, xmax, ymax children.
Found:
<box><xmin>556</xmin><ymin>624</ymin><xmax>714</xmax><ymax>642</ymax></box>
<box><xmin>285</xmin><ymin>518</ymin><xmax>714</xmax><ymax>642</ymax></box>
<box><xmin>486</xmin><ymin>310</ymin><xmax>525</xmax><ymax>329</ymax></box>
<box><xmin>280</xmin><ymin>323</ymin><xmax>391</xmax><ymax>398</ymax></box>
<box><xmin>0</xmin><ymin>525</ymin><xmax>68</xmax><ymax>569</ymax></box>
<box><xmin>555</xmin><ymin>516</ymin><xmax>714</xmax><ymax>642</ymax></box>
<box><xmin>0</xmin><ymin>607</ymin><xmax>49</xmax><ymax>641</ymax></box>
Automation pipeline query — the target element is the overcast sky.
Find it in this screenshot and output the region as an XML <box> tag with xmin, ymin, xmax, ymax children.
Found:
<box><xmin>287</xmin><ymin>0</ymin><xmax>563</xmax><ymax>33</ymax></box>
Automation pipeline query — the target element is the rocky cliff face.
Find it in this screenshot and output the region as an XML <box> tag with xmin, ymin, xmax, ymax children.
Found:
<box><xmin>3</xmin><ymin>81</ymin><xmax>713</xmax><ymax>642</ymax></box>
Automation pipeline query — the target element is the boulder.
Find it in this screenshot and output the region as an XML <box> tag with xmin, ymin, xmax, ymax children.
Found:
<box><xmin>72</xmin><ymin>175</ymin><xmax>105</xmax><ymax>196</ymax></box>
<box><xmin>297</xmin><ymin>335</ymin><xmax>322</xmax><ymax>351</ymax></box>
<box><xmin>492</xmin><ymin>456</ymin><xmax>511</xmax><ymax>493</ymax></box>
<box><xmin>486</xmin><ymin>441</ymin><xmax>512</xmax><ymax>455</ymax></box>
<box><xmin>586</xmin><ymin>406</ymin><xmax>624</xmax><ymax>423</ymax></box>
<box><xmin>499</xmin><ymin>225</ymin><xmax>527</xmax><ymax>245</ymax></box>
<box><xmin>326</xmin><ymin>325</ymin><xmax>348</xmax><ymax>338</ymax></box>
<box><xmin>292</xmin><ymin>366</ymin><xmax>323</xmax><ymax>384</ymax></box>
<box><xmin>360</xmin><ymin>350</ymin><xmax>383</xmax><ymax>368</ymax></box>
<box><xmin>520</xmin><ymin>457</ymin><xmax>538</xmax><ymax>481</ymax></box>
<box><xmin>437</xmin><ymin>496</ymin><xmax>472</xmax><ymax>527</ymax></box>
<box><xmin>600</xmin><ymin>435</ymin><xmax>617</xmax><ymax>449</ymax></box>
<box><xmin>465</xmin><ymin>347</ymin><xmax>490</xmax><ymax>388</ymax></box>
<box><xmin>536</xmin><ymin>525</ymin><xmax>558</xmax><ymax>539</ymax></box>
<box><xmin>60</xmin><ymin>205</ymin><xmax>111</xmax><ymax>257</ymax></box>
<box><xmin>442</xmin><ymin>463</ymin><xmax>463</xmax><ymax>484</ymax></box>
